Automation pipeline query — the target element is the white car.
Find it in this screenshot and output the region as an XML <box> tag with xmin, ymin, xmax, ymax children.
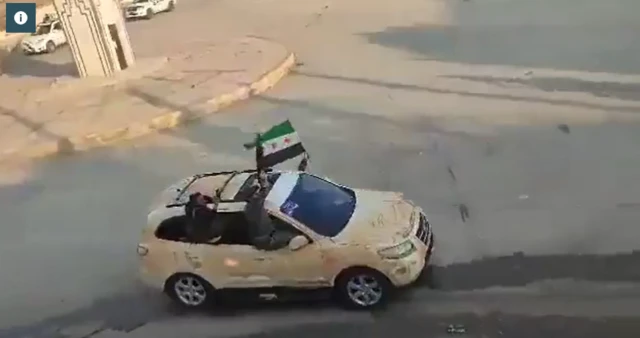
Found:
<box><xmin>21</xmin><ymin>19</ymin><xmax>67</xmax><ymax>55</ymax></box>
<box><xmin>139</xmin><ymin>168</ymin><xmax>435</xmax><ymax>310</ymax></box>
<box><xmin>125</xmin><ymin>0</ymin><xmax>176</xmax><ymax>20</ymax></box>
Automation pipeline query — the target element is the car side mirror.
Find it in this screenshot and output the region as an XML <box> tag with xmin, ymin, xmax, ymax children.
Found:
<box><xmin>288</xmin><ymin>235</ymin><xmax>309</xmax><ymax>251</ymax></box>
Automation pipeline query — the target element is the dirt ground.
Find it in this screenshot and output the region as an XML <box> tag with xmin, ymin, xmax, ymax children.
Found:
<box><xmin>0</xmin><ymin>0</ymin><xmax>53</xmax><ymax>31</ymax></box>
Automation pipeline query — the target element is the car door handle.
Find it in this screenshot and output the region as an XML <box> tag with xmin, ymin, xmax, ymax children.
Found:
<box><xmin>254</xmin><ymin>257</ymin><xmax>270</xmax><ymax>261</ymax></box>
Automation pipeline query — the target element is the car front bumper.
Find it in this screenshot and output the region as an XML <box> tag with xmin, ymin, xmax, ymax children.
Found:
<box><xmin>125</xmin><ymin>9</ymin><xmax>147</xmax><ymax>18</ymax></box>
<box><xmin>384</xmin><ymin>229</ymin><xmax>434</xmax><ymax>287</ymax></box>
<box><xmin>22</xmin><ymin>43</ymin><xmax>46</xmax><ymax>54</ymax></box>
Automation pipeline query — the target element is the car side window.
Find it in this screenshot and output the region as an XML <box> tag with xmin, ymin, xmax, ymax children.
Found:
<box><xmin>268</xmin><ymin>214</ymin><xmax>303</xmax><ymax>237</ymax></box>
<box><xmin>216</xmin><ymin>212</ymin><xmax>251</xmax><ymax>246</ymax></box>
<box><xmin>53</xmin><ymin>23</ymin><xmax>61</xmax><ymax>30</ymax></box>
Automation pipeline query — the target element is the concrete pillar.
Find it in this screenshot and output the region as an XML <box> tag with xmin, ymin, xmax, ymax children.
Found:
<box><xmin>52</xmin><ymin>0</ymin><xmax>135</xmax><ymax>77</ymax></box>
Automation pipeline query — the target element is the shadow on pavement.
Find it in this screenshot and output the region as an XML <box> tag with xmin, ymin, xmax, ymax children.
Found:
<box><xmin>235</xmin><ymin>312</ymin><xmax>640</xmax><ymax>338</ymax></box>
<box><xmin>426</xmin><ymin>251</ymin><xmax>640</xmax><ymax>291</ymax></box>
<box><xmin>361</xmin><ymin>22</ymin><xmax>640</xmax><ymax>75</ymax></box>
<box><xmin>2</xmin><ymin>48</ymin><xmax>76</xmax><ymax>78</ymax></box>
<box><xmin>0</xmin><ymin>104</ymin><xmax>78</xmax><ymax>155</ymax></box>
<box><xmin>0</xmin><ymin>291</ymin><xmax>172</xmax><ymax>338</ymax></box>
<box><xmin>441</xmin><ymin>75</ymin><xmax>640</xmax><ymax>102</ymax></box>
<box><xmin>125</xmin><ymin>85</ymin><xmax>269</xmax><ymax>167</ymax></box>
<box><xmin>293</xmin><ymin>71</ymin><xmax>640</xmax><ymax>114</ymax></box>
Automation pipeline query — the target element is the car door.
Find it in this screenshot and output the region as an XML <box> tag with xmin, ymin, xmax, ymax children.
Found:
<box><xmin>51</xmin><ymin>22</ymin><xmax>65</xmax><ymax>45</ymax></box>
<box><xmin>173</xmin><ymin>240</ymin><xmax>274</xmax><ymax>289</ymax></box>
<box><xmin>153</xmin><ymin>0</ymin><xmax>163</xmax><ymax>12</ymax></box>
<box><xmin>255</xmin><ymin>213</ymin><xmax>328</xmax><ymax>288</ymax></box>
<box><xmin>208</xmin><ymin>244</ymin><xmax>278</xmax><ymax>288</ymax></box>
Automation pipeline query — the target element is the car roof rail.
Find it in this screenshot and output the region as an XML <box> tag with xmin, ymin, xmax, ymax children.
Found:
<box><xmin>164</xmin><ymin>168</ymin><xmax>274</xmax><ymax>208</ymax></box>
<box><xmin>195</xmin><ymin>167</ymin><xmax>273</xmax><ymax>179</ymax></box>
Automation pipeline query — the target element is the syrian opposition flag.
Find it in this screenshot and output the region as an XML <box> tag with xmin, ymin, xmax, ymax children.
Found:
<box><xmin>247</xmin><ymin>120</ymin><xmax>306</xmax><ymax>168</ymax></box>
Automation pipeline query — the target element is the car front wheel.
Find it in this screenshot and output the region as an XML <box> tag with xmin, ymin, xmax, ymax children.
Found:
<box><xmin>46</xmin><ymin>41</ymin><xmax>56</xmax><ymax>53</ymax></box>
<box><xmin>145</xmin><ymin>9</ymin><xmax>154</xmax><ymax>19</ymax></box>
<box><xmin>335</xmin><ymin>268</ymin><xmax>391</xmax><ymax>310</ymax></box>
<box><xmin>165</xmin><ymin>273</ymin><xmax>213</xmax><ymax>309</ymax></box>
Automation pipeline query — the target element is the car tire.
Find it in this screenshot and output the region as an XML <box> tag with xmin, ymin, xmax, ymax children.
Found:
<box><xmin>145</xmin><ymin>9</ymin><xmax>154</xmax><ymax>19</ymax></box>
<box><xmin>46</xmin><ymin>41</ymin><xmax>56</xmax><ymax>53</ymax></box>
<box><xmin>167</xmin><ymin>1</ymin><xmax>175</xmax><ymax>11</ymax></box>
<box><xmin>334</xmin><ymin>267</ymin><xmax>392</xmax><ymax>310</ymax></box>
<box><xmin>165</xmin><ymin>273</ymin><xmax>214</xmax><ymax>309</ymax></box>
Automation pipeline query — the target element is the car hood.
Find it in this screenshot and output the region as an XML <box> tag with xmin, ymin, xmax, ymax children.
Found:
<box><xmin>22</xmin><ymin>36</ymin><xmax>46</xmax><ymax>45</ymax></box>
<box><xmin>127</xmin><ymin>3</ymin><xmax>150</xmax><ymax>9</ymax></box>
<box><xmin>335</xmin><ymin>189</ymin><xmax>418</xmax><ymax>245</ymax></box>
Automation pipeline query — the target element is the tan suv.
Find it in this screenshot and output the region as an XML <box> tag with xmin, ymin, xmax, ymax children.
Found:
<box><xmin>138</xmin><ymin>169</ymin><xmax>434</xmax><ymax>310</ymax></box>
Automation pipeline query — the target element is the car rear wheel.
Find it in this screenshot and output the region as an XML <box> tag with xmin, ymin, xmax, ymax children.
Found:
<box><xmin>46</xmin><ymin>41</ymin><xmax>56</xmax><ymax>53</ymax></box>
<box><xmin>165</xmin><ymin>273</ymin><xmax>213</xmax><ymax>309</ymax></box>
<box><xmin>145</xmin><ymin>8</ymin><xmax>154</xmax><ymax>19</ymax></box>
<box><xmin>334</xmin><ymin>268</ymin><xmax>391</xmax><ymax>310</ymax></box>
<box><xmin>167</xmin><ymin>1</ymin><xmax>175</xmax><ymax>11</ymax></box>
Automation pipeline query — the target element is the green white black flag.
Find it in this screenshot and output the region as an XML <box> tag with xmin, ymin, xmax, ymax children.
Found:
<box><xmin>248</xmin><ymin>120</ymin><xmax>306</xmax><ymax>168</ymax></box>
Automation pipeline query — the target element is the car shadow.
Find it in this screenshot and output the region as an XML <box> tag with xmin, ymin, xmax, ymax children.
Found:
<box><xmin>1</xmin><ymin>46</ymin><xmax>77</xmax><ymax>78</ymax></box>
<box><xmin>197</xmin><ymin>298</ymin><xmax>337</xmax><ymax>317</ymax></box>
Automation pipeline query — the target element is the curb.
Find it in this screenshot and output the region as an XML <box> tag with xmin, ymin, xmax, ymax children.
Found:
<box><xmin>1</xmin><ymin>52</ymin><xmax>297</xmax><ymax>163</ymax></box>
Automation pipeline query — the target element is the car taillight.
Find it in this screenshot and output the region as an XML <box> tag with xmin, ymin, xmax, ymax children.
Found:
<box><xmin>137</xmin><ymin>244</ymin><xmax>149</xmax><ymax>256</ymax></box>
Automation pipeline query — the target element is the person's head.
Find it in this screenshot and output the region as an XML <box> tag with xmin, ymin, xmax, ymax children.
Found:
<box><xmin>189</xmin><ymin>192</ymin><xmax>207</xmax><ymax>205</ymax></box>
<box><xmin>258</xmin><ymin>170</ymin><xmax>268</xmax><ymax>183</ymax></box>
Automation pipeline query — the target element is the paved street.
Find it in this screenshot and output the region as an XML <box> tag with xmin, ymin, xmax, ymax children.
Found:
<box><xmin>1</xmin><ymin>0</ymin><xmax>640</xmax><ymax>337</ymax></box>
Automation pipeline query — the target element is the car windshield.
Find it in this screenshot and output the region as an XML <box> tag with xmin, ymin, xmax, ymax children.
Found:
<box><xmin>281</xmin><ymin>174</ymin><xmax>356</xmax><ymax>237</ymax></box>
<box><xmin>134</xmin><ymin>0</ymin><xmax>149</xmax><ymax>3</ymax></box>
<box><xmin>34</xmin><ymin>25</ymin><xmax>51</xmax><ymax>35</ymax></box>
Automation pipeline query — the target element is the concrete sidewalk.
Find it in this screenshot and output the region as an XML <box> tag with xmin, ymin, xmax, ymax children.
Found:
<box><xmin>0</xmin><ymin>36</ymin><xmax>295</xmax><ymax>163</ymax></box>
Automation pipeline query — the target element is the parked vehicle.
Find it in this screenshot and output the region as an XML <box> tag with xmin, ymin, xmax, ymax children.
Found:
<box><xmin>124</xmin><ymin>0</ymin><xmax>176</xmax><ymax>20</ymax></box>
<box><xmin>21</xmin><ymin>15</ymin><xmax>67</xmax><ymax>55</ymax></box>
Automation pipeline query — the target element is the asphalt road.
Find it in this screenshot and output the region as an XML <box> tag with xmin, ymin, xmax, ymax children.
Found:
<box><xmin>1</xmin><ymin>0</ymin><xmax>640</xmax><ymax>337</ymax></box>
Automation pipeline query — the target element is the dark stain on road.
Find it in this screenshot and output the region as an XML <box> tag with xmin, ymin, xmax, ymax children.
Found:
<box><xmin>457</xmin><ymin>203</ymin><xmax>469</xmax><ymax>223</ymax></box>
<box><xmin>239</xmin><ymin>312</ymin><xmax>640</xmax><ymax>338</ymax></box>
<box><xmin>446</xmin><ymin>165</ymin><xmax>457</xmax><ymax>182</ymax></box>
<box><xmin>557</xmin><ymin>124</ymin><xmax>570</xmax><ymax>134</ymax></box>
<box><xmin>426</xmin><ymin>250</ymin><xmax>640</xmax><ymax>291</ymax></box>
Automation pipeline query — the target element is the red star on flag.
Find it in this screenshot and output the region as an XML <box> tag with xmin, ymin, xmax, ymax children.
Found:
<box><xmin>283</xmin><ymin>137</ymin><xmax>291</xmax><ymax>145</ymax></box>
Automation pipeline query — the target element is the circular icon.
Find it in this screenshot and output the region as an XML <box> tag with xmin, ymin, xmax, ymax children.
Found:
<box><xmin>14</xmin><ymin>11</ymin><xmax>29</xmax><ymax>25</ymax></box>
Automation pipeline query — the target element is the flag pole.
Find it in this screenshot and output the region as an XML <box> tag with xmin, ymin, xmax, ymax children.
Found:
<box><xmin>253</xmin><ymin>133</ymin><xmax>269</xmax><ymax>189</ymax></box>
<box><xmin>297</xmin><ymin>152</ymin><xmax>310</xmax><ymax>172</ymax></box>
<box><xmin>243</xmin><ymin>132</ymin><xmax>267</xmax><ymax>188</ymax></box>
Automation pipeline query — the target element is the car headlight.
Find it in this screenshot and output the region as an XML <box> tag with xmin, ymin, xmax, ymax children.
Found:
<box><xmin>377</xmin><ymin>240</ymin><xmax>416</xmax><ymax>259</ymax></box>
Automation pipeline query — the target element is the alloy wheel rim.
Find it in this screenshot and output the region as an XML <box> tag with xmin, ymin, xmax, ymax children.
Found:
<box><xmin>174</xmin><ymin>276</ymin><xmax>207</xmax><ymax>306</ymax></box>
<box><xmin>346</xmin><ymin>274</ymin><xmax>383</xmax><ymax>307</ymax></box>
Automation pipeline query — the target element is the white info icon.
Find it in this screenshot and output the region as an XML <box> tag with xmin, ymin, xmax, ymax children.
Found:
<box><xmin>14</xmin><ymin>11</ymin><xmax>29</xmax><ymax>25</ymax></box>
